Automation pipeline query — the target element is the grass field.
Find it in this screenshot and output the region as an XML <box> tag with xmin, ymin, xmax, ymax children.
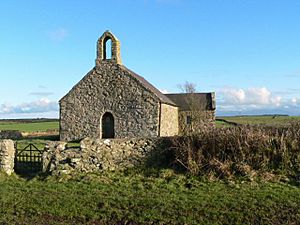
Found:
<box><xmin>217</xmin><ymin>115</ymin><xmax>300</xmax><ymax>126</ymax></box>
<box><xmin>0</xmin><ymin>170</ymin><xmax>299</xmax><ymax>225</ymax></box>
<box><xmin>1</xmin><ymin>117</ymin><xmax>300</xmax><ymax>224</ymax></box>
<box><xmin>0</xmin><ymin>121</ymin><xmax>59</xmax><ymax>132</ymax></box>
<box><xmin>1</xmin><ymin>116</ymin><xmax>300</xmax><ymax>133</ymax></box>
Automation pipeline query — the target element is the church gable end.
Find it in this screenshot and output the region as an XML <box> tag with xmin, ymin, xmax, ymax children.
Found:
<box><xmin>60</xmin><ymin>31</ymin><xmax>169</xmax><ymax>141</ymax></box>
<box><xmin>59</xmin><ymin>30</ymin><xmax>215</xmax><ymax>141</ymax></box>
<box><xmin>60</xmin><ymin>63</ymin><xmax>162</xmax><ymax>141</ymax></box>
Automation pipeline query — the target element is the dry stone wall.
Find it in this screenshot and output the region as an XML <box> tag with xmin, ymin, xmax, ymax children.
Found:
<box><xmin>42</xmin><ymin>138</ymin><xmax>168</xmax><ymax>175</ymax></box>
<box><xmin>0</xmin><ymin>130</ymin><xmax>22</xmax><ymax>139</ymax></box>
<box><xmin>0</xmin><ymin>139</ymin><xmax>15</xmax><ymax>175</ymax></box>
<box><xmin>60</xmin><ymin>61</ymin><xmax>160</xmax><ymax>141</ymax></box>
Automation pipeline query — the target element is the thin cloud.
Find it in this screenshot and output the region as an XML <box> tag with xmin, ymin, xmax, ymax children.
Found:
<box><xmin>291</xmin><ymin>97</ymin><xmax>300</xmax><ymax>106</ymax></box>
<box><xmin>0</xmin><ymin>111</ymin><xmax>58</xmax><ymax>119</ymax></box>
<box><xmin>283</xmin><ymin>70</ymin><xmax>300</xmax><ymax>78</ymax></box>
<box><xmin>159</xmin><ymin>89</ymin><xmax>169</xmax><ymax>94</ymax></box>
<box><xmin>29</xmin><ymin>92</ymin><xmax>54</xmax><ymax>97</ymax></box>
<box><xmin>284</xmin><ymin>74</ymin><xmax>300</xmax><ymax>78</ymax></box>
<box><xmin>47</xmin><ymin>28</ymin><xmax>68</xmax><ymax>42</ymax></box>
<box><xmin>273</xmin><ymin>88</ymin><xmax>300</xmax><ymax>96</ymax></box>
<box><xmin>0</xmin><ymin>98</ymin><xmax>58</xmax><ymax>115</ymax></box>
<box><xmin>38</xmin><ymin>85</ymin><xmax>47</xmax><ymax>89</ymax></box>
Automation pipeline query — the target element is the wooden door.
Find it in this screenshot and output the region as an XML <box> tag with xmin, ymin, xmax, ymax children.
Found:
<box><xmin>102</xmin><ymin>112</ymin><xmax>115</xmax><ymax>138</ymax></box>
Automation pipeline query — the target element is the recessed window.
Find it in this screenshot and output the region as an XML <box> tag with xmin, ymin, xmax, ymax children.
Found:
<box><xmin>186</xmin><ymin>116</ymin><xmax>192</xmax><ymax>125</ymax></box>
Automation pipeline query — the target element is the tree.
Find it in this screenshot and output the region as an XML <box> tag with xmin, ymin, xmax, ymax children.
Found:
<box><xmin>178</xmin><ymin>81</ymin><xmax>197</xmax><ymax>94</ymax></box>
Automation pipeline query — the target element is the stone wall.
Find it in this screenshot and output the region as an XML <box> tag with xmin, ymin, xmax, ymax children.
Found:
<box><xmin>60</xmin><ymin>61</ymin><xmax>161</xmax><ymax>141</ymax></box>
<box><xmin>160</xmin><ymin>103</ymin><xmax>179</xmax><ymax>137</ymax></box>
<box><xmin>0</xmin><ymin>139</ymin><xmax>15</xmax><ymax>175</ymax></box>
<box><xmin>178</xmin><ymin>110</ymin><xmax>215</xmax><ymax>135</ymax></box>
<box><xmin>0</xmin><ymin>130</ymin><xmax>22</xmax><ymax>139</ymax></box>
<box><xmin>42</xmin><ymin>138</ymin><xmax>168</xmax><ymax>175</ymax></box>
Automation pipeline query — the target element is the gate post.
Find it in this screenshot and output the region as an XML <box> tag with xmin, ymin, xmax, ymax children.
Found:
<box><xmin>0</xmin><ymin>139</ymin><xmax>15</xmax><ymax>175</ymax></box>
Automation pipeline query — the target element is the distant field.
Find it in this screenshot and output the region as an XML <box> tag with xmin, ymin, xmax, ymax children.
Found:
<box><xmin>0</xmin><ymin>121</ymin><xmax>59</xmax><ymax>132</ymax></box>
<box><xmin>217</xmin><ymin>115</ymin><xmax>300</xmax><ymax>126</ymax></box>
<box><xmin>1</xmin><ymin>116</ymin><xmax>300</xmax><ymax>132</ymax></box>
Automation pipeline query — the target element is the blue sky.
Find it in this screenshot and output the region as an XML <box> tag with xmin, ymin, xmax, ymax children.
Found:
<box><xmin>0</xmin><ymin>0</ymin><xmax>300</xmax><ymax>118</ymax></box>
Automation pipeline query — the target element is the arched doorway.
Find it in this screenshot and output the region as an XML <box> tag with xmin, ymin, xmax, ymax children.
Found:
<box><xmin>102</xmin><ymin>112</ymin><xmax>115</xmax><ymax>138</ymax></box>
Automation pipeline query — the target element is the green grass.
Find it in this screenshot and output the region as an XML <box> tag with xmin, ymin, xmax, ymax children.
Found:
<box><xmin>217</xmin><ymin>115</ymin><xmax>300</xmax><ymax>126</ymax></box>
<box><xmin>15</xmin><ymin>139</ymin><xmax>52</xmax><ymax>150</ymax></box>
<box><xmin>0</xmin><ymin>121</ymin><xmax>59</xmax><ymax>132</ymax></box>
<box><xmin>2</xmin><ymin>118</ymin><xmax>299</xmax><ymax>224</ymax></box>
<box><xmin>0</xmin><ymin>170</ymin><xmax>299</xmax><ymax>225</ymax></box>
<box><xmin>1</xmin><ymin>116</ymin><xmax>299</xmax><ymax>132</ymax></box>
<box><xmin>215</xmin><ymin>120</ymin><xmax>231</xmax><ymax>127</ymax></box>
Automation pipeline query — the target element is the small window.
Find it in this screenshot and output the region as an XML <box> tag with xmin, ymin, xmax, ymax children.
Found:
<box><xmin>186</xmin><ymin>116</ymin><xmax>192</xmax><ymax>125</ymax></box>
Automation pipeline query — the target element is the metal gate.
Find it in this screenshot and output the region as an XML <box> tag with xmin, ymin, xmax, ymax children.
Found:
<box><xmin>14</xmin><ymin>143</ymin><xmax>44</xmax><ymax>175</ymax></box>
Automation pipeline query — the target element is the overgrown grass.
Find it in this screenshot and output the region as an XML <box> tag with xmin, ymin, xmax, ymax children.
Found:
<box><xmin>0</xmin><ymin>170</ymin><xmax>299</xmax><ymax>225</ymax></box>
<box><xmin>168</xmin><ymin>123</ymin><xmax>300</xmax><ymax>181</ymax></box>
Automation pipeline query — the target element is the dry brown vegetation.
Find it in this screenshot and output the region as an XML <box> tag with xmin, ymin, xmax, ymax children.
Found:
<box><xmin>168</xmin><ymin>123</ymin><xmax>300</xmax><ymax>182</ymax></box>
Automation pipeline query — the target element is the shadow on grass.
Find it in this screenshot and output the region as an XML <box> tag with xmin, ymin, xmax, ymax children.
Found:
<box><xmin>140</xmin><ymin>137</ymin><xmax>187</xmax><ymax>177</ymax></box>
<box><xmin>24</xmin><ymin>135</ymin><xmax>60</xmax><ymax>141</ymax></box>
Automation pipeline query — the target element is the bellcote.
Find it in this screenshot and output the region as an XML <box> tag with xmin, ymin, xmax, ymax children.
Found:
<box><xmin>96</xmin><ymin>30</ymin><xmax>122</xmax><ymax>66</ymax></box>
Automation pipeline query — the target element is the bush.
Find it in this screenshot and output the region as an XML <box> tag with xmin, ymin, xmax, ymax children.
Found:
<box><xmin>169</xmin><ymin>123</ymin><xmax>300</xmax><ymax>181</ymax></box>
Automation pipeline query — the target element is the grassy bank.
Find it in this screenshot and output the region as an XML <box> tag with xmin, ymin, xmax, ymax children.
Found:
<box><xmin>0</xmin><ymin>170</ymin><xmax>299</xmax><ymax>225</ymax></box>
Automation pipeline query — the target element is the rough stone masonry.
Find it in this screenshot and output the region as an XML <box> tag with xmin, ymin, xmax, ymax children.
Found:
<box><xmin>59</xmin><ymin>30</ymin><xmax>215</xmax><ymax>142</ymax></box>
<box><xmin>60</xmin><ymin>31</ymin><xmax>179</xmax><ymax>141</ymax></box>
<box><xmin>42</xmin><ymin>137</ymin><xmax>170</xmax><ymax>175</ymax></box>
<box><xmin>0</xmin><ymin>139</ymin><xmax>15</xmax><ymax>175</ymax></box>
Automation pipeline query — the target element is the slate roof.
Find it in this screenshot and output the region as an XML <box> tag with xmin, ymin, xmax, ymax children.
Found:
<box><xmin>165</xmin><ymin>93</ymin><xmax>216</xmax><ymax>111</ymax></box>
<box><xmin>121</xmin><ymin>65</ymin><xmax>177</xmax><ymax>106</ymax></box>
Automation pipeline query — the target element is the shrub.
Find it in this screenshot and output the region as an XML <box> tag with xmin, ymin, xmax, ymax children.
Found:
<box><xmin>169</xmin><ymin>123</ymin><xmax>300</xmax><ymax>180</ymax></box>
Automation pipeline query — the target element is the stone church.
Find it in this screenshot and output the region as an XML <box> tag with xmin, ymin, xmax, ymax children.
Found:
<box><xmin>60</xmin><ymin>31</ymin><xmax>215</xmax><ymax>141</ymax></box>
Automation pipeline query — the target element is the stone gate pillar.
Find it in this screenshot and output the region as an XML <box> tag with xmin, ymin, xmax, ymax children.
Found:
<box><xmin>0</xmin><ymin>139</ymin><xmax>15</xmax><ymax>175</ymax></box>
